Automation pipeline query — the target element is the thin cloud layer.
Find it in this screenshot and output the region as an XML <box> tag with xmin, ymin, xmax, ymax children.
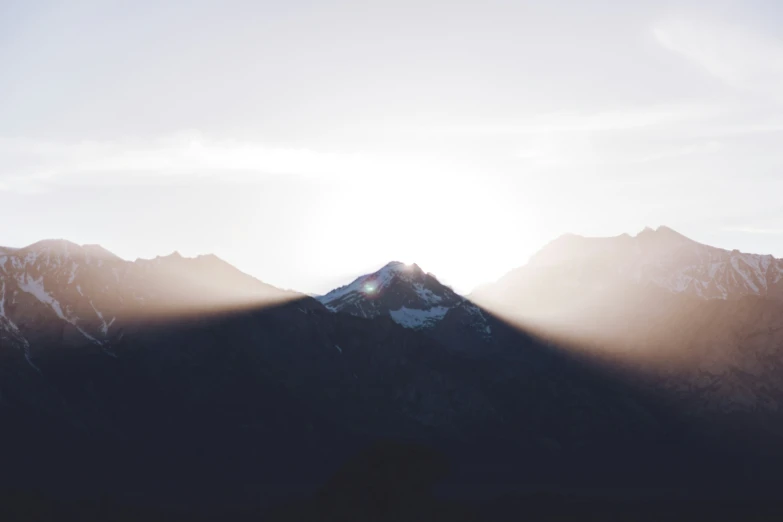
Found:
<box><xmin>653</xmin><ymin>16</ymin><xmax>783</xmax><ymax>103</ymax></box>
<box><xmin>3</xmin><ymin>1</ymin><xmax>783</xmax><ymax>293</ymax></box>
<box><xmin>0</xmin><ymin>133</ymin><xmax>438</xmax><ymax>192</ymax></box>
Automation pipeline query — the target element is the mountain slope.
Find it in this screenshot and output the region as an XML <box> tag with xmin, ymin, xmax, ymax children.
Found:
<box><xmin>2</xmin><ymin>293</ymin><xmax>709</xmax><ymax>498</ymax></box>
<box><xmin>0</xmin><ymin>239</ymin><xmax>299</xmax><ymax>366</ymax></box>
<box><xmin>473</xmin><ymin>226</ymin><xmax>783</xmax><ymax>323</ymax></box>
<box><xmin>0</xmin><ymin>240</ymin><xmax>719</xmax><ymax>501</ymax></box>
<box><xmin>473</xmin><ymin>226</ymin><xmax>783</xmax><ymax>432</ymax></box>
<box><xmin>4</xmin><ymin>235</ymin><xmax>783</xmax><ymax>516</ymax></box>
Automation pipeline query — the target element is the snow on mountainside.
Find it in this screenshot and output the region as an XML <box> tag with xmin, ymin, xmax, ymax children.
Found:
<box><xmin>0</xmin><ymin>239</ymin><xmax>298</xmax><ymax>366</ymax></box>
<box><xmin>318</xmin><ymin>261</ymin><xmax>491</xmax><ymax>336</ymax></box>
<box><xmin>475</xmin><ymin>226</ymin><xmax>783</xmax><ymax>316</ymax></box>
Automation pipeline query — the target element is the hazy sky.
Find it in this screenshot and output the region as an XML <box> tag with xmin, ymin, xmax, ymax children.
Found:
<box><xmin>3</xmin><ymin>0</ymin><xmax>783</xmax><ymax>293</ymax></box>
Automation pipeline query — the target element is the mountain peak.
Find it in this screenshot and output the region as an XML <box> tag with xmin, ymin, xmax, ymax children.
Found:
<box><xmin>317</xmin><ymin>260</ymin><xmax>489</xmax><ymax>332</ymax></box>
<box><xmin>378</xmin><ymin>260</ymin><xmax>426</xmax><ymax>278</ymax></box>
<box><xmin>636</xmin><ymin>225</ymin><xmax>690</xmax><ymax>238</ymax></box>
<box><xmin>319</xmin><ymin>261</ymin><xmax>426</xmax><ymax>306</ymax></box>
<box><xmin>317</xmin><ymin>260</ymin><xmax>493</xmax><ymax>338</ymax></box>
<box><xmin>635</xmin><ymin>226</ymin><xmax>698</xmax><ymax>249</ymax></box>
<box><xmin>22</xmin><ymin>239</ymin><xmax>81</xmax><ymax>253</ymax></box>
<box><xmin>15</xmin><ymin>239</ymin><xmax>122</xmax><ymax>263</ymax></box>
<box><xmin>480</xmin><ymin>225</ymin><xmax>783</xmax><ymax>315</ymax></box>
<box><xmin>381</xmin><ymin>260</ymin><xmax>407</xmax><ymax>269</ymax></box>
<box><xmin>529</xmin><ymin>226</ymin><xmax>700</xmax><ymax>269</ymax></box>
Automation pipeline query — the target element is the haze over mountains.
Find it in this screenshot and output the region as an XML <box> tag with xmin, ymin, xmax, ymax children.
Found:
<box><xmin>474</xmin><ymin>225</ymin><xmax>783</xmax><ymax>320</ymax></box>
<box><xmin>4</xmin><ymin>226</ymin><xmax>783</xmax><ymax>519</ymax></box>
<box><xmin>3</xmin><ymin>224</ymin><xmax>779</xmax><ymax>354</ymax></box>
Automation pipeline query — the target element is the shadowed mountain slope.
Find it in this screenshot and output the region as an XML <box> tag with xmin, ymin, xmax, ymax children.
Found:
<box><xmin>3</xmin><ymin>236</ymin><xmax>783</xmax><ymax>519</ymax></box>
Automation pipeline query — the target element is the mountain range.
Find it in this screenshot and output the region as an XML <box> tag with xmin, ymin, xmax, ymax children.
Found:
<box><xmin>473</xmin><ymin>225</ymin><xmax>783</xmax><ymax>321</ymax></box>
<box><xmin>4</xmin><ymin>226</ymin><xmax>783</xmax><ymax>519</ymax></box>
<box><xmin>5</xmin><ymin>226</ymin><xmax>781</xmax><ymax>359</ymax></box>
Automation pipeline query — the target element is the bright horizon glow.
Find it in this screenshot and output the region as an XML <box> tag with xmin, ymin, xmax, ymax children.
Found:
<box><xmin>3</xmin><ymin>1</ymin><xmax>783</xmax><ymax>294</ymax></box>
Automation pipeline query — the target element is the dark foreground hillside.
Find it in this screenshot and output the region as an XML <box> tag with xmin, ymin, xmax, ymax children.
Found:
<box><xmin>3</xmin><ymin>295</ymin><xmax>783</xmax><ymax>520</ymax></box>
<box><xmin>3</xmin><ymin>443</ymin><xmax>783</xmax><ymax>522</ymax></box>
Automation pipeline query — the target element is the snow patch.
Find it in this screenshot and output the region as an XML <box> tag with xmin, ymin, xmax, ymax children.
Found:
<box><xmin>17</xmin><ymin>274</ymin><xmax>101</xmax><ymax>344</ymax></box>
<box><xmin>412</xmin><ymin>283</ymin><xmax>443</xmax><ymax>305</ymax></box>
<box><xmin>89</xmin><ymin>300</ymin><xmax>113</xmax><ymax>335</ymax></box>
<box><xmin>389</xmin><ymin>306</ymin><xmax>449</xmax><ymax>329</ymax></box>
<box><xmin>0</xmin><ymin>281</ymin><xmax>37</xmax><ymax>370</ymax></box>
<box><xmin>68</xmin><ymin>263</ymin><xmax>79</xmax><ymax>284</ymax></box>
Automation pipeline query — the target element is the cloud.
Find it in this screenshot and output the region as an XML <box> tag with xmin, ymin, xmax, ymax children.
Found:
<box><xmin>411</xmin><ymin>102</ymin><xmax>729</xmax><ymax>168</ymax></box>
<box><xmin>513</xmin><ymin>133</ymin><xmax>721</xmax><ymax>169</ymax></box>
<box><xmin>0</xmin><ymin>131</ymin><xmax>436</xmax><ymax>192</ymax></box>
<box><xmin>421</xmin><ymin>105</ymin><xmax>711</xmax><ymax>136</ymax></box>
<box><xmin>516</xmin><ymin>136</ymin><xmax>722</xmax><ymax>167</ymax></box>
<box><xmin>653</xmin><ymin>16</ymin><xmax>783</xmax><ymax>102</ymax></box>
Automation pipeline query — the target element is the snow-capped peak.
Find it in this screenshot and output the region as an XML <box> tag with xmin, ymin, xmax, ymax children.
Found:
<box><xmin>318</xmin><ymin>261</ymin><xmax>438</xmax><ymax>313</ymax></box>
<box><xmin>317</xmin><ymin>261</ymin><xmax>492</xmax><ymax>337</ymax></box>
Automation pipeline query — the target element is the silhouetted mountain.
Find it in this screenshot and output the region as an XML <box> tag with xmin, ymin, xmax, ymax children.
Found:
<box><xmin>2</xmin><ymin>235</ymin><xmax>783</xmax><ymax>519</ymax></box>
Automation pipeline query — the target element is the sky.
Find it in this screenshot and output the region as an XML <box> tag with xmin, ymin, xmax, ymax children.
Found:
<box><xmin>3</xmin><ymin>0</ymin><xmax>783</xmax><ymax>294</ymax></box>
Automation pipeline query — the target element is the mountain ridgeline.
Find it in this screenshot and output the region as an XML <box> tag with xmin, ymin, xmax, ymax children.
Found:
<box><xmin>3</xmin><ymin>229</ymin><xmax>783</xmax><ymax>520</ymax></box>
